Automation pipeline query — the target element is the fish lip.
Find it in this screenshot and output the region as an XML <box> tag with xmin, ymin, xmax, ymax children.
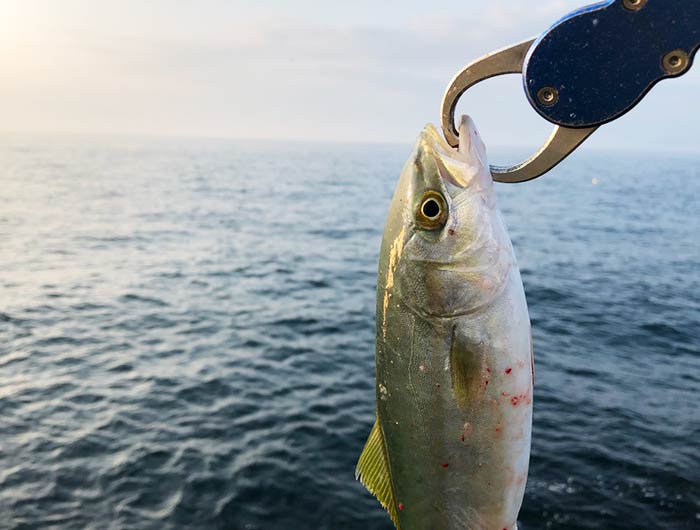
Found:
<box><xmin>418</xmin><ymin>124</ymin><xmax>467</xmax><ymax>165</ymax></box>
<box><xmin>416</xmin><ymin>124</ymin><xmax>479</xmax><ymax>189</ymax></box>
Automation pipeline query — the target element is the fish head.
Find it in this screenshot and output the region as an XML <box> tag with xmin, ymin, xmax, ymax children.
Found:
<box><xmin>383</xmin><ymin>116</ymin><xmax>512</xmax><ymax>318</ymax></box>
<box><xmin>407</xmin><ymin>114</ymin><xmax>492</xmax><ymax>229</ymax></box>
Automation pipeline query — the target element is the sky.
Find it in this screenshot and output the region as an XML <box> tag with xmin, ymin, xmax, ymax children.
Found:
<box><xmin>1</xmin><ymin>0</ymin><xmax>699</xmax><ymax>151</ymax></box>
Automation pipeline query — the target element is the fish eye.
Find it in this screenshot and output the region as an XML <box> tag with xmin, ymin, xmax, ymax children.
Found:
<box><xmin>416</xmin><ymin>191</ymin><xmax>447</xmax><ymax>230</ymax></box>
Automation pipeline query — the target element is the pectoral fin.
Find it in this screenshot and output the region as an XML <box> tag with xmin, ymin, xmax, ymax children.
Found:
<box><xmin>450</xmin><ymin>325</ymin><xmax>487</xmax><ymax>409</ymax></box>
<box><xmin>355</xmin><ymin>419</ymin><xmax>399</xmax><ymax>528</ymax></box>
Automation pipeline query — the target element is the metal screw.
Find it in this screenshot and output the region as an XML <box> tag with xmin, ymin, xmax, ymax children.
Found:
<box><xmin>662</xmin><ymin>49</ymin><xmax>689</xmax><ymax>75</ymax></box>
<box><xmin>623</xmin><ymin>0</ymin><xmax>647</xmax><ymax>11</ymax></box>
<box><xmin>537</xmin><ymin>87</ymin><xmax>559</xmax><ymax>106</ymax></box>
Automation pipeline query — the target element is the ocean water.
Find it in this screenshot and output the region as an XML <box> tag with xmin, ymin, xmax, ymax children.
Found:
<box><xmin>0</xmin><ymin>133</ymin><xmax>698</xmax><ymax>530</ymax></box>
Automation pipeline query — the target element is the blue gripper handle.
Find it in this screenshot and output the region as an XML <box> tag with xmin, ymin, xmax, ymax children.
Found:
<box><xmin>524</xmin><ymin>0</ymin><xmax>700</xmax><ymax>128</ymax></box>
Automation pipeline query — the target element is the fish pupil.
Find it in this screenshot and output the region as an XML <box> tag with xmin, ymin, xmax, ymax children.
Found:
<box><xmin>422</xmin><ymin>199</ymin><xmax>440</xmax><ymax>219</ymax></box>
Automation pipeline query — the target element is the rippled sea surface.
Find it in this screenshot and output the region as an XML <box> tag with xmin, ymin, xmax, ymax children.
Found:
<box><xmin>0</xmin><ymin>134</ymin><xmax>698</xmax><ymax>529</ymax></box>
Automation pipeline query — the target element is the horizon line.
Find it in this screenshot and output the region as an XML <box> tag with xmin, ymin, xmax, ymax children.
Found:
<box><xmin>0</xmin><ymin>127</ymin><xmax>698</xmax><ymax>156</ymax></box>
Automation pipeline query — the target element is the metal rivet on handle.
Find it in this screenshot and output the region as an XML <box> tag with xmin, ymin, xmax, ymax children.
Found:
<box><xmin>662</xmin><ymin>49</ymin><xmax>690</xmax><ymax>75</ymax></box>
<box><xmin>623</xmin><ymin>0</ymin><xmax>647</xmax><ymax>11</ymax></box>
<box><xmin>537</xmin><ymin>87</ymin><xmax>559</xmax><ymax>106</ymax></box>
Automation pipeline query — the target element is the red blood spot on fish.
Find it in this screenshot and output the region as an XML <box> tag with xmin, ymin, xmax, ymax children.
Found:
<box><xmin>505</xmin><ymin>367</ymin><xmax>512</xmax><ymax>374</ymax></box>
<box><xmin>486</xmin><ymin>367</ymin><xmax>491</xmax><ymax>373</ymax></box>
<box><xmin>484</xmin><ymin>380</ymin><xmax>489</xmax><ymax>386</ymax></box>
<box><xmin>441</xmin><ymin>463</ymin><xmax>449</xmax><ymax>468</ymax></box>
<box><xmin>495</xmin><ymin>426</ymin><xmax>502</xmax><ymax>433</ymax></box>
<box><xmin>511</xmin><ymin>396</ymin><xmax>520</xmax><ymax>406</ymax></box>
<box><xmin>460</xmin><ymin>434</ymin><xmax>465</xmax><ymax>442</ymax></box>
<box><xmin>398</xmin><ymin>503</ymin><xmax>403</xmax><ymax>511</ymax></box>
<box><xmin>448</xmin><ymin>228</ymin><xmax>455</xmax><ymax>235</ymax></box>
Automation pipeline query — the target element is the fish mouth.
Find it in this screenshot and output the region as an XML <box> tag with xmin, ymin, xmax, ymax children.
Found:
<box><xmin>415</xmin><ymin>124</ymin><xmax>473</xmax><ymax>189</ymax></box>
<box><xmin>418</xmin><ymin>124</ymin><xmax>463</xmax><ymax>163</ymax></box>
<box><xmin>415</xmin><ymin>117</ymin><xmax>492</xmax><ymax>191</ymax></box>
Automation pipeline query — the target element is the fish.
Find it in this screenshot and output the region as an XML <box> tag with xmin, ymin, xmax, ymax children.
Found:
<box><xmin>356</xmin><ymin>115</ymin><xmax>533</xmax><ymax>530</ymax></box>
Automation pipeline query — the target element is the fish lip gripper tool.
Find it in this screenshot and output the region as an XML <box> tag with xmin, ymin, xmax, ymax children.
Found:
<box><xmin>441</xmin><ymin>0</ymin><xmax>700</xmax><ymax>183</ymax></box>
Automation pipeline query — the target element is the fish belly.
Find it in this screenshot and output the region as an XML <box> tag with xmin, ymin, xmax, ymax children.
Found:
<box><xmin>377</xmin><ymin>267</ymin><xmax>532</xmax><ymax>530</ymax></box>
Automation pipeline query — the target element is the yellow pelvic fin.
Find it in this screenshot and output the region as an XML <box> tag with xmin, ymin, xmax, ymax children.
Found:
<box><xmin>355</xmin><ymin>420</ymin><xmax>400</xmax><ymax>528</ymax></box>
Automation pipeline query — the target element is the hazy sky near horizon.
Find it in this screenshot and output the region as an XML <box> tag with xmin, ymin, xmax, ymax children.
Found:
<box><xmin>2</xmin><ymin>0</ymin><xmax>699</xmax><ymax>151</ymax></box>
